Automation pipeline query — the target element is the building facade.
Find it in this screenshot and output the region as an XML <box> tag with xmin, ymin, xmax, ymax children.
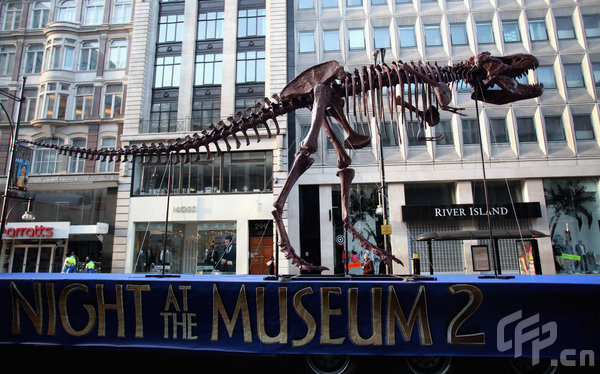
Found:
<box><xmin>0</xmin><ymin>0</ymin><xmax>133</xmax><ymax>273</ymax></box>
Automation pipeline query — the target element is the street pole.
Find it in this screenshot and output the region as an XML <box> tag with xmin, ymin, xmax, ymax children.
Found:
<box><xmin>0</xmin><ymin>76</ymin><xmax>27</xmax><ymax>248</ymax></box>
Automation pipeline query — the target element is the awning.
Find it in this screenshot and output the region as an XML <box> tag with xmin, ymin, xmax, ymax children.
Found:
<box><xmin>415</xmin><ymin>229</ymin><xmax>548</xmax><ymax>241</ymax></box>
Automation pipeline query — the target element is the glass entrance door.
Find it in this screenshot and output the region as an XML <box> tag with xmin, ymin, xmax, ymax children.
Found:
<box><xmin>9</xmin><ymin>244</ymin><xmax>59</xmax><ymax>273</ymax></box>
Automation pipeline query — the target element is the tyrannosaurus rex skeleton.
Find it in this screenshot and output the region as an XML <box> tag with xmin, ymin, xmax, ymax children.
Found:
<box><xmin>24</xmin><ymin>52</ymin><xmax>543</xmax><ymax>273</ymax></box>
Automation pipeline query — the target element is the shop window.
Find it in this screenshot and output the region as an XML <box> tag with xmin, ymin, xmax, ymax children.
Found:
<box><xmin>489</xmin><ymin>118</ymin><xmax>508</xmax><ymax>144</ymax></box>
<box><xmin>450</xmin><ymin>23</ymin><xmax>468</xmax><ymax>46</ymax></box>
<box><xmin>544</xmin><ymin>116</ymin><xmax>565</xmax><ymax>142</ymax></box>
<box><xmin>29</xmin><ymin>1</ymin><xmax>50</xmax><ymax>29</ymax></box>
<box><xmin>398</xmin><ymin>26</ymin><xmax>417</xmax><ymax>48</ymax></box>
<box><xmin>502</xmin><ymin>21</ymin><xmax>521</xmax><ymax>43</ymax></box>
<box><xmin>517</xmin><ymin>117</ymin><xmax>537</xmax><ymax>143</ymax></box>
<box><xmin>555</xmin><ymin>16</ymin><xmax>575</xmax><ymax>40</ymax></box>
<box><xmin>573</xmin><ymin>114</ymin><xmax>595</xmax><ymax>140</ymax></box>
<box><xmin>323</xmin><ymin>30</ymin><xmax>340</xmax><ymax>51</ymax></box>
<box><xmin>476</xmin><ymin>22</ymin><xmax>495</xmax><ymax>44</ymax></box>
<box><xmin>424</xmin><ymin>25</ymin><xmax>442</xmax><ymax>46</ymax></box>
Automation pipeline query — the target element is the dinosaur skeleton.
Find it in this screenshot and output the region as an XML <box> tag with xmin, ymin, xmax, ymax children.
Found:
<box><xmin>23</xmin><ymin>52</ymin><xmax>542</xmax><ymax>273</ymax></box>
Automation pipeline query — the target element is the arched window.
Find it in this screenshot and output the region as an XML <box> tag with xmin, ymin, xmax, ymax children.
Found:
<box><xmin>30</xmin><ymin>1</ymin><xmax>50</xmax><ymax>28</ymax></box>
<box><xmin>1</xmin><ymin>2</ymin><xmax>22</xmax><ymax>30</ymax></box>
<box><xmin>57</xmin><ymin>0</ymin><xmax>76</xmax><ymax>23</ymax></box>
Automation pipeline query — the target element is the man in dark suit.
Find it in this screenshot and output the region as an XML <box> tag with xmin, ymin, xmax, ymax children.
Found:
<box><xmin>219</xmin><ymin>235</ymin><xmax>236</xmax><ymax>273</ymax></box>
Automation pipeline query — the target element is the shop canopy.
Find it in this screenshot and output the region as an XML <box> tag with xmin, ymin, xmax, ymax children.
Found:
<box><xmin>415</xmin><ymin>229</ymin><xmax>548</xmax><ymax>241</ymax></box>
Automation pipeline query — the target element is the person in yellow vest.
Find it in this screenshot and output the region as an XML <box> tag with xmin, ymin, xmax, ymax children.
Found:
<box><xmin>62</xmin><ymin>252</ymin><xmax>77</xmax><ymax>273</ymax></box>
<box><xmin>85</xmin><ymin>257</ymin><xmax>96</xmax><ymax>273</ymax></box>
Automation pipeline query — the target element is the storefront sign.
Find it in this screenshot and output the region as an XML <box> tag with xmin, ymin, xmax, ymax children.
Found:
<box><xmin>12</xmin><ymin>144</ymin><xmax>33</xmax><ymax>191</ymax></box>
<box><xmin>402</xmin><ymin>203</ymin><xmax>541</xmax><ymax>221</ymax></box>
<box><xmin>172</xmin><ymin>206</ymin><xmax>197</xmax><ymax>214</ymax></box>
<box><xmin>2</xmin><ymin>222</ymin><xmax>70</xmax><ymax>240</ymax></box>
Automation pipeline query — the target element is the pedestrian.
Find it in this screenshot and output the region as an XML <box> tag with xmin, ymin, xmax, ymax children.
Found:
<box><xmin>362</xmin><ymin>252</ymin><xmax>374</xmax><ymax>275</ymax></box>
<box><xmin>219</xmin><ymin>235</ymin><xmax>236</xmax><ymax>273</ymax></box>
<box><xmin>62</xmin><ymin>252</ymin><xmax>77</xmax><ymax>273</ymax></box>
<box><xmin>85</xmin><ymin>257</ymin><xmax>96</xmax><ymax>273</ymax></box>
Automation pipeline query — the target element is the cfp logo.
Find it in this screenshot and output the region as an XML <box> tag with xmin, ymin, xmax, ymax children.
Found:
<box><xmin>497</xmin><ymin>310</ymin><xmax>557</xmax><ymax>365</ymax></box>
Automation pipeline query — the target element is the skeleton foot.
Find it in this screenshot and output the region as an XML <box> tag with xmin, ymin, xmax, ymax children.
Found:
<box><xmin>343</xmin><ymin>133</ymin><xmax>372</xmax><ymax>150</ymax></box>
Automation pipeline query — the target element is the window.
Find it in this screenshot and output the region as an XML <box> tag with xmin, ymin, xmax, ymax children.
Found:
<box><xmin>462</xmin><ymin>119</ymin><xmax>479</xmax><ymax>145</ymax></box>
<box><xmin>238</xmin><ymin>9</ymin><xmax>266</xmax><ymax>38</ymax></box>
<box><xmin>544</xmin><ymin>116</ymin><xmax>565</xmax><ymax>141</ymax></box>
<box><xmin>299</xmin><ymin>31</ymin><xmax>315</xmax><ymax>53</ymax></box>
<box><xmin>396</xmin><ymin>0</ymin><xmax>411</xmax><ymax>3</ymax></box>
<box><xmin>347</xmin><ymin>0</ymin><xmax>362</xmax><ymax>5</ymax></box>
<box><xmin>564</xmin><ymin>64</ymin><xmax>584</xmax><ymax>88</ymax></box>
<box><xmin>45</xmin><ymin>38</ymin><xmax>76</xmax><ymax>70</ymax></box>
<box><xmin>528</xmin><ymin>19</ymin><xmax>547</xmax><ymax>41</ymax></box>
<box><xmin>158</xmin><ymin>14</ymin><xmax>185</xmax><ymax>43</ymax></box>
<box><xmin>192</xmin><ymin>98</ymin><xmax>220</xmax><ymax>131</ymax></box>
<box><xmin>555</xmin><ymin>16</ymin><xmax>575</xmax><ymax>40</ymax></box>
<box><xmin>108</xmin><ymin>40</ymin><xmax>128</xmax><ymax>69</ymax></box>
<box><xmin>97</xmin><ymin>138</ymin><xmax>117</xmax><ymax>173</ymax></box>
<box><xmin>198</xmin><ymin>11</ymin><xmax>224</xmax><ymax>40</ymax></box>
<box><xmin>573</xmin><ymin>115</ymin><xmax>595</xmax><ymax>140</ymax></box>
<box><xmin>517</xmin><ymin>117</ymin><xmax>537</xmax><ymax>142</ymax></box>
<box><xmin>435</xmin><ymin>120</ymin><xmax>454</xmax><ymax>145</ymax></box>
<box><xmin>84</xmin><ymin>0</ymin><xmax>104</xmax><ymax>26</ymax></box>
<box><xmin>154</xmin><ymin>55</ymin><xmax>182</xmax><ymax>88</ymax></box>
<box><xmin>2</xmin><ymin>3</ymin><xmax>21</xmax><ymax>30</ymax></box>
<box><xmin>38</xmin><ymin>83</ymin><xmax>69</xmax><ymax>120</ymax></box>
<box><xmin>456</xmin><ymin>80</ymin><xmax>471</xmax><ymax>93</ymax></box>
<box><xmin>407</xmin><ymin>122</ymin><xmax>425</xmax><ymax>146</ymax></box>
<box><xmin>103</xmin><ymin>84</ymin><xmax>123</xmax><ymax>118</ymax></box>
<box><xmin>502</xmin><ymin>21</ymin><xmax>521</xmax><ymax>42</ymax></box>
<box><xmin>372</xmin><ymin>0</ymin><xmax>387</xmax><ymax>4</ymax></box>
<box><xmin>0</xmin><ymin>98</ymin><xmax>9</xmax><ymax>122</ymax></box>
<box><xmin>348</xmin><ymin>29</ymin><xmax>365</xmax><ymax>50</ymax></box>
<box><xmin>236</xmin><ymin>51</ymin><xmax>265</xmax><ymax>83</ymax></box>
<box><xmin>323</xmin><ymin>30</ymin><xmax>340</xmax><ymax>51</ymax></box>
<box><xmin>373</xmin><ymin>27</ymin><xmax>391</xmax><ymax>49</ymax></box>
<box><xmin>24</xmin><ymin>45</ymin><xmax>44</xmax><ymax>74</ymax></box>
<box><xmin>30</xmin><ymin>1</ymin><xmax>50</xmax><ymax>28</ymax></box>
<box><xmin>20</xmin><ymin>88</ymin><xmax>38</xmax><ymax>122</ymax></box>
<box><xmin>195</xmin><ymin>54</ymin><xmax>222</xmax><ymax>85</ymax></box>
<box><xmin>74</xmin><ymin>86</ymin><xmax>94</xmax><ymax>119</ymax></box>
<box><xmin>593</xmin><ymin>62</ymin><xmax>600</xmax><ymax>88</ymax></box>
<box><xmin>489</xmin><ymin>118</ymin><xmax>508</xmax><ymax>144</ymax></box>
<box><xmin>57</xmin><ymin>0</ymin><xmax>76</xmax><ymax>22</ymax></box>
<box><xmin>450</xmin><ymin>23</ymin><xmax>468</xmax><ymax>45</ymax></box>
<box><xmin>79</xmin><ymin>41</ymin><xmax>99</xmax><ymax>71</ymax></box>
<box><xmin>299</xmin><ymin>0</ymin><xmax>313</xmax><ymax>9</ymax></box>
<box><xmin>536</xmin><ymin>66</ymin><xmax>556</xmax><ymax>89</ymax></box>
<box><xmin>68</xmin><ymin>139</ymin><xmax>86</xmax><ymax>173</ymax></box>
<box><xmin>583</xmin><ymin>15</ymin><xmax>600</xmax><ymax>38</ymax></box>
<box><xmin>425</xmin><ymin>25</ymin><xmax>442</xmax><ymax>46</ymax></box>
<box><xmin>476</xmin><ymin>22</ymin><xmax>494</xmax><ymax>44</ymax></box>
<box><xmin>398</xmin><ymin>26</ymin><xmax>417</xmax><ymax>47</ymax></box>
<box><xmin>0</xmin><ymin>46</ymin><xmax>16</xmax><ymax>75</ymax></box>
<box><xmin>33</xmin><ymin>138</ymin><xmax>63</xmax><ymax>174</ymax></box>
<box><xmin>113</xmin><ymin>0</ymin><xmax>132</xmax><ymax>23</ymax></box>
<box><xmin>323</xmin><ymin>0</ymin><xmax>337</xmax><ymax>6</ymax></box>
<box><xmin>149</xmin><ymin>100</ymin><xmax>178</xmax><ymax>133</ymax></box>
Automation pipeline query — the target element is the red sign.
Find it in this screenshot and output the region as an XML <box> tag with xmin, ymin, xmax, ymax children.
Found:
<box><xmin>3</xmin><ymin>225</ymin><xmax>54</xmax><ymax>238</ymax></box>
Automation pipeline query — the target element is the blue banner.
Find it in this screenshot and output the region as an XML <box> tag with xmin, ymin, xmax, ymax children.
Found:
<box><xmin>1</xmin><ymin>274</ymin><xmax>599</xmax><ymax>359</ymax></box>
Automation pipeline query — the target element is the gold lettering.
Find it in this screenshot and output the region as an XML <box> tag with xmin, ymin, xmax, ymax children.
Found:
<box><xmin>256</xmin><ymin>287</ymin><xmax>287</xmax><ymax>343</ymax></box>
<box><xmin>164</xmin><ymin>285</ymin><xmax>181</xmax><ymax>312</ymax></box>
<box><xmin>160</xmin><ymin>312</ymin><xmax>198</xmax><ymax>340</ymax></box>
<box><xmin>179</xmin><ymin>285</ymin><xmax>191</xmax><ymax>312</ymax></box>
<box><xmin>211</xmin><ymin>284</ymin><xmax>252</xmax><ymax>342</ymax></box>
<box><xmin>11</xmin><ymin>282</ymin><xmax>43</xmax><ymax>335</ymax></box>
<box><xmin>60</xmin><ymin>284</ymin><xmax>96</xmax><ymax>337</ymax></box>
<box><xmin>46</xmin><ymin>283</ymin><xmax>56</xmax><ymax>336</ymax></box>
<box><xmin>320</xmin><ymin>287</ymin><xmax>344</xmax><ymax>344</ymax></box>
<box><xmin>386</xmin><ymin>285</ymin><xmax>432</xmax><ymax>345</ymax></box>
<box><xmin>292</xmin><ymin>287</ymin><xmax>316</xmax><ymax>347</ymax></box>
<box><xmin>447</xmin><ymin>284</ymin><xmax>485</xmax><ymax>344</ymax></box>
<box><xmin>126</xmin><ymin>284</ymin><xmax>150</xmax><ymax>338</ymax></box>
<box><xmin>160</xmin><ymin>312</ymin><xmax>170</xmax><ymax>339</ymax></box>
<box><xmin>96</xmin><ymin>284</ymin><xmax>125</xmax><ymax>337</ymax></box>
<box><xmin>186</xmin><ymin>313</ymin><xmax>197</xmax><ymax>339</ymax></box>
<box><xmin>349</xmin><ymin>288</ymin><xmax>382</xmax><ymax>346</ymax></box>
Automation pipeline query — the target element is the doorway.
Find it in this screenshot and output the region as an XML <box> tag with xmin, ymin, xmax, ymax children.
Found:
<box><xmin>249</xmin><ymin>220</ymin><xmax>273</xmax><ymax>274</ymax></box>
<box><xmin>7</xmin><ymin>243</ymin><xmax>63</xmax><ymax>273</ymax></box>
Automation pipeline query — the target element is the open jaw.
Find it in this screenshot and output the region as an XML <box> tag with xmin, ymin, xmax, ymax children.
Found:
<box><xmin>470</xmin><ymin>53</ymin><xmax>544</xmax><ymax>105</ymax></box>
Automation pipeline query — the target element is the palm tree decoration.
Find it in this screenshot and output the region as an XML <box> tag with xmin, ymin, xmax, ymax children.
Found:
<box><xmin>545</xmin><ymin>181</ymin><xmax>596</xmax><ymax>238</ymax></box>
